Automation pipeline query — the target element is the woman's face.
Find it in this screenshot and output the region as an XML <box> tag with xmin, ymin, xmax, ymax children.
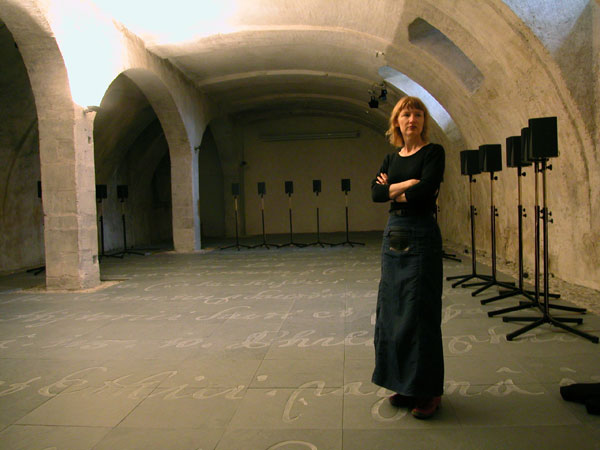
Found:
<box><xmin>396</xmin><ymin>107</ymin><xmax>425</xmax><ymax>140</ymax></box>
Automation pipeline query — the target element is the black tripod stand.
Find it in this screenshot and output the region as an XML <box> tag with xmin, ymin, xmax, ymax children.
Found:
<box><xmin>501</xmin><ymin>117</ymin><xmax>597</xmax><ymax>343</ymax></box>
<box><xmin>112</xmin><ymin>186</ymin><xmax>144</xmax><ymax>257</ymax></box>
<box><xmin>221</xmin><ymin>184</ymin><xmax>250</xmax><ymax>250</ymax></box>
<box><xmin>26</xmin><ymin>264</ymin><xmax>45</xmax><ymax>275</ymax></box>
<box><xmin>306</xmin><ymin>180</ymin><xmax>334</xmax><ymax>247</ymax></box>
<box><xmin>250</xmin><ymin>182</ymin><xmax>278</xmax><ymax>249</ymax></box>
<box><xmin>278</xmin><ymin>181</ymin><xmax>306</xmax><ymax>248</ymax></box>
<box><xmin>446</xmin><ymin>175</ymin><xmax>490</xmax><ymax>287</ymax></box>
<box><xmin>436</xmin><ymin>200</ymin><xmax>460</xmax><ymax>262</ymax></box>
<box><xmin>331</xmin><ymin>179</ymin><xmax>364</xmax><ymax>247</ymax></box>
<box><xmin>447</xmin><ymin>151</ymin><xmax>491</xmax><ymax>287</ymax></box>
<box><xmin>503</xmin><ymin>159</ymin><xmax>597</xmax><ymax>343</ymax></box>
<box><xmin>484</xmin><ymin>163</ymin><xmax>536</xmax><ymax>311</ymax></box>
<box><xmin>483</xmin><ymin>138</ymin><xmax>575</xmax><ymax>315</ymax></box>
<box><xmin>461</xmin><ymin>145</ymin><xmax>514</xmax><ymax>295</ymax></box>
<box><xmin>28</xmin><ymin>181</ymin><xmax>45</xmax><ymax>275</ymax></box>
<box><xmin>96</xmin><ymin>185</ymin><xmax>121</xmax><ymax>260</ymax></box>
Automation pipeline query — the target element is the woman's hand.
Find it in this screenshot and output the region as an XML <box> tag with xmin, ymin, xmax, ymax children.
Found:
<box><xmin>376</xmin><ymin>173</ymin><xmax>389</xmax><ymax>185</ymax></box>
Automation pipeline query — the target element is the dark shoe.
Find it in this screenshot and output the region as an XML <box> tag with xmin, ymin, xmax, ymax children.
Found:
<box><xmin>585</xmin><ymin>396</ymin><xmax>600</xmax><ymax>415</ymax></box>
<box><xmin>560</xmin><ymin>383</ymin><xmax>600</xmax><ymax>403</ymax></box>
<box><xmin>411</xmin><ymin>396</ymin><xmax>441</xmax><ymax>419</ymax></box>
<box><xmin>388</xmin><ymin>393</ymin><xmax>415</xmax><ymax>407</ymax></box>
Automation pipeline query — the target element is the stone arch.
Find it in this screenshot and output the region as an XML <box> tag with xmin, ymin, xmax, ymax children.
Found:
<box><xmin>120</xmin><ymin>68</ymin><xmax>200</xmax><ymax>252</ymax></box>
<box><xmin>0</xmin><ymin>0</ymin><xmax>99</xmax><ymax>289</ymax></box>
<box><xmin>0</xmin><ymin>15</ymin><xmax>42</xmax><ymax>273</ymax></box>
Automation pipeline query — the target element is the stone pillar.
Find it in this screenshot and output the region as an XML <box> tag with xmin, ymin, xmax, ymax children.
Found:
<box><xmin>171</xmin><ymin>144</ymin><xmax>201</xmax><ymax>252</ymax></box>
<box><xmin>41</xmin><ymin>106</ymin><xmax>100</xmax><ymax>290</ymax></box>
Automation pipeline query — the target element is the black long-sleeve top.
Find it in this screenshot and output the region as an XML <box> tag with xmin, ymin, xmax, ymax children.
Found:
<box><xmin>371</xmin><ymin>143</ymin><xmax>445</xmax><ymax>213</ymax></box>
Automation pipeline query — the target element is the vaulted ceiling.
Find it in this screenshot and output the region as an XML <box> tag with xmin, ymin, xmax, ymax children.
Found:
<box><xmin>152</xmin><ymin>27</ymin><xmax>394</xmax><ymax>131</ymax></box>
<box><xmin>100</xmin><ymin>0</ymin><xmax>422</xmax><ymax>133</ymax></box>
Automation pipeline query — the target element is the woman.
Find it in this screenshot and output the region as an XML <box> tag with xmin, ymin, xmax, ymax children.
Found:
<box><xmin>371</xmin><ymin>96</ymin><xmax>445</xmax><ymax>419</ymax></box>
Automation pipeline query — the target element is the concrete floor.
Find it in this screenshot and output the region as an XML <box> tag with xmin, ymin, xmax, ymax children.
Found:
<box><xmin>0</xmin><ymin>232</ymin><xmax>599</xmax><ymax>449</ymax></box>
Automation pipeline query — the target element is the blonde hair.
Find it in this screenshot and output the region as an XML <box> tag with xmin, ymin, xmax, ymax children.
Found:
<box><xmin>385</xmin><ymin>96</ymin><xmax>430</xmax><ymax>147</ymax></box>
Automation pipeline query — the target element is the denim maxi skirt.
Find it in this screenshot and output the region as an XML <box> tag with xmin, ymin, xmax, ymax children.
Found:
<box><xmin>371</xmin><ymin>213</ymin><xmax>444</xmax><ymax>397</ymax></box>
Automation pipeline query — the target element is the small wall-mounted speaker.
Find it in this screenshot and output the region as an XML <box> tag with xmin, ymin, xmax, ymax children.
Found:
<box><xmin>460</xmin><ymin>150</ymin><xmax>481</xmax><ymax>176</ymax></box>
<box><xmin>231</xmin><ymin>183</ymin><xmax>240</xmax><ymax>196</ymax></box>
<box><xmin>285</xmin><ymin>181</ymin><xmax>294</xmax><ymax>195</ymax></box>
<box><xmin>313</xmin><ymin>179</ymin><xmax>321</xmax><ymax>194</ymax></box>
<box><xmin>341</xmin><ymin>178</ymin><xmax>351</xmax><ymax>192</ymax></box>
<box><xmin>528</xmin><ymin>116</ymin><xmax>559</xmax><ymax>159</ymax></box>
<box><xmin>96</xmin><ymin>184</ymin><xmax>107</xmax><ymax>200</ymax></box>
<box><xmin>479</xmin><ymin>144</ymin><xmax>502</xmax><ymax>173</ymax></box>
<box><xmin>506</xmin><ymin>136</ymin><xmax>531</xmax><ymax>168</ymax></box>
<box><xmin>117</xmin><ymin>185</ymin><xmax>128</xmax><ymax>200</ymax></box>
<box><xmin>257</xmin><ymin>182</ymin><xmax>266</xmax><ymax>195</ymax></box>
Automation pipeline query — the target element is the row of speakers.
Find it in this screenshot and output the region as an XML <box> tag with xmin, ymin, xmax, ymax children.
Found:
<box><xmin>235</xmin><ymin>179</ymin><xmax>353</xmax><ymax>196</ymax></box>
<box><xmin>461</xmin><ymin>117</ymin><xmax>558</xmax><ymax>175</ymax></box>
<box><xmin>38</xmin><ymin>183</ymin><xmax>129</xmax><ymax>200</ymax></box>
<box><xmin>96</xmin><ymin>184</ymin><xmax>128</xmax><ymax>200</ymax></box>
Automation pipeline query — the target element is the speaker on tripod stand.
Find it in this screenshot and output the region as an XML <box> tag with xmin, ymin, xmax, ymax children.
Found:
<box><xmin>461</xmin><ymin>144</ymin><xmax>515</xmax><ymax>296</ymax></box>
<box><xmin>112</xmin><ymin>185</ymin><xmax>144</xmax><ymax>257</ymax></box>
<box><xmin>331</xmin><ymin>178</ymin><xmax>364</xmax><ymax>247</ymax></box>
<box><xmin>306</xmin><ymin>179</ymin><xmax>334</xmax><ymax>247</ymax></box>
<box><xmin>483</xmin><ymin>132</ymin><xmax>570</xmax><ymax>315</ymax></box>
<box><xmin>27</xmin><ymin>181</ymin><xmax>46</xmax><ymax>275</ymax></box>
<box><xmin>96</xmin><ymin>184</ymin><xmax>111</xmax><ymax>260</ymax></box>
<box><xmin>27</xmin><ymin>181</ymin><xmax>45</xmax><ymax>275</ymax></box>
<box><xmin>436</xmin><ymin>181</ymin><xmax>460</xmax><ymax>262</ymax></box>
<box><xmin>250</xmin><ymin>182</ymin><xmax>278</xmax><ymax>249</ymax></box>
<box><xmin>279</xmin><ymin>181</ymin><xmax>306</xmax><ymax>248</ymax></box>
<box><xmin>96</xmin><ymin>185</ymin><xmax>121</xmax><ymax>260</ymax></box>
<box><xmin>501</xmin><ymin>116</ymin><xmax>597</xmax><ymax>343</ymax></box>
<box><xmin>221</xmin><ymin>183</ymin><xmax>250</xmax><ymax>250</ymax></box>
<box><xmin>446</xmin><ymin>150</ymin><xmax>491</xmax><ymax>287</ymax></box>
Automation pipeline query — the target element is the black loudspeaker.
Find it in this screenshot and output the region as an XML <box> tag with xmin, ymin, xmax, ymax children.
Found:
<box><xmin>313</xmin><ymin>179</ymin><xmax>321</xmax><ymax>194</ymax></box>
<box><xmin>231</xmin><ymin>183</ymin><xmax>240</xmax><ymax>196</ymax></box>
<box><xmin>506</xmin><ymin>136</ymin><xmax>531</xmax><ymax>168</ymax></box>
<box><xmin>37</xmin><ymin>181</ymin><xmax>42</xmax><ymax>198</ymax></box>
<box><xmin>341</xmin><ymin>178</ymin><xmax>351</xmax><ymax>192</ymax></box>
<box><xmin>479</xmin><ymin>144</ymin><xmax>502</xmax><ymax>173</ymax></box>
<box><xmin>117</xmin><ymin>185</ymin><xmax>128</xmax><ymax>200</ymax></box>
<box><xmin>257</xmin><ymin>182</ymin><xmax>266</xmax><ymax>195</ymax></box>
<box><xmin>460</xmin><ymin>150</ymin><xmax>481</xmax><ymax>175</ymax></box>
<box><xmin>96</xmin><ymin>184</ymin><xmax>107</xmax><ymax>200</ymax></box>
<box><xmin>520</xmin><ymin>127</ymin><xmax>534</xmax><ymax>164</ymax></box>
<box><xmin>285</xmin><ymin>181</ymin><xmax>293</xmax><ymax>195</ymax></box>
<box><xmin>528</xmin><ymin>116</ymin><xmax>559</xmax><ymax>159</ymax></box>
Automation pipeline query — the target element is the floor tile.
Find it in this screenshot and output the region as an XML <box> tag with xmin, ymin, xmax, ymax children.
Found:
<box><xmin>216</xmin><ymin>429</ymin><xmax>342</xmax><ymax>450</ymax></box>
<box><xmin>447</xmin><ymin>382</ymin><xmax>580</xmax><ymax>427</ymax></box>
<box><xmin>343</xmin><ymin>428</ymin><xmax>470</xmax><ymax>450</ymax></box>
<box><xmin>16</xmin><ymin>384</ymin><xmax>148</xmax><ymax>427</ymax></box>
<box><xmin>93</xmin><ymin>427</ymin><xmax>223</xmax><ymax>450</ymax></box>
<box><xmin>251</xmin><ymin>358</ymin><xmax>343</xmax><ymax>388</ymax></box>
<box><xmin>228</xmin><ymin>387</ymin><xmax>343</xmax><ymax>429</ymax></box>
<box><xmin>0</xmin><ymin>425</ymin><xmax>110</xmax><ymax>450</ymax></box>
<box><xmin>118</xmin><ymin>388</ymin><xmax>244</xmax><ymax>429</ymax></box>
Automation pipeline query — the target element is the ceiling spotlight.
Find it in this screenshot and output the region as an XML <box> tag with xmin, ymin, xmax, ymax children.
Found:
<box><xmin>368</xmin><ymin>96</ymin><xmax>379</xmax><ymax>108</ymax></box>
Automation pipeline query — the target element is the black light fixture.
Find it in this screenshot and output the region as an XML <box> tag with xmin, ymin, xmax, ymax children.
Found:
<box><xmin>368</xmin><ymin>81</ymin><xmax>387</xmax><ymax>108</ymax></box>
